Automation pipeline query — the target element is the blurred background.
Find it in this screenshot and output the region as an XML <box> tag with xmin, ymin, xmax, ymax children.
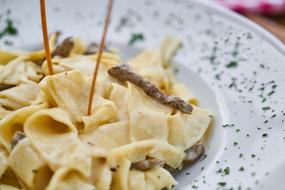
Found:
<box><xmin>214</xmin><ymin>0</ymin><xmax>285</xmax><ymax>43</ymax></box>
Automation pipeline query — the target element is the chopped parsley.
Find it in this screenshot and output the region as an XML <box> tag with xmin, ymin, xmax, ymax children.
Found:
<box><xmin>209</xmin><ymin>44</ymin><xmax>218</xmax><ymax>64</ymax></box>
<box><xmin>128</xmin><ymin>32</ymin><xmax>144</xmax><ymax>45</ymax></box>
<box><xmin>216</xmin><ymin>167</ymin><xmax>230</xmax><ymax>176</ymax></box>
<box><xmin>200</xmin><ymin>154</ymin><xmax>207</xmax><ymax>161</ymax></box>
<box><xmin>262</xmin><ymin>133</ymin><xmax>268</xmax><ymax>138</ymax></box>
<box><xmin>267</xmin><ymin>90</ymin><xmax>275</xmax><ymax>96</ymax></box>
<box><xmin>226</xmin><ymin>61</ymin><xmax>238</xmax><ymax>68</ymax></box>
<box><xmin>218</xmin><ymin>182</ymin><xmax>226</xmax><ymax>187</ymax></box>
<box><xmin>224</xmin><ymin>167</ymin><xmax>230</xmax><ymax>175</ymax></box>
<box><xmin>222</xmin><ymin>124</ymin><xmax>235</xmax><ymax>128</ymax></box>
<box><xmin>0</xmin><ymin>18</ymin><xmax>18</xmax><ymax>39</ymax></box>
<box><xmin>262</xmin><ymin>106</ymin><xmax>271</xmax><ymax>111</ymax></box>
<box><xmin>239</xmin><ymin>166</ymin><xmax>244</xmax><ymax>171</ymax></box>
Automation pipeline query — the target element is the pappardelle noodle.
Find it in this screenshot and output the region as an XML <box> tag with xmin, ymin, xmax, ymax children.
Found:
<box><xmin>0</xmin><ymin>35</ymin><xmax>211</xmax><ymax>190</ymax></box>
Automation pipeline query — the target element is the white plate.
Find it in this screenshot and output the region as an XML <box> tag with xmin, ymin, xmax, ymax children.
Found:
<box><xmin>1</xmin><ymin>0</ymin><xmax>285</xmax><ymax>189</ymax></box>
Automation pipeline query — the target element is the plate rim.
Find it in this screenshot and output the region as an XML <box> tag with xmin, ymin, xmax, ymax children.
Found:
<box><xmin>187</xmin><ymin>0</ymin><xmax>285</xmax><ymax>56</ymax></box>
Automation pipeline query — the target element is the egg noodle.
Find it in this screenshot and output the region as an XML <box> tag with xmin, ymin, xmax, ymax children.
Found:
<box><xmin>0</xmin><ymin>35</ymin><xmax>211</xmax><ymax>190</ymax></box>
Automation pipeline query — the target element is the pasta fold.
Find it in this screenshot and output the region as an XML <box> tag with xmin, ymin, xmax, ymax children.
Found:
<box><xmin>107</xmin><ymin>140</ymin><xmax>185</xmax><ymax>169</ymax></box>
<box><xmin>168</xmin><ymin>106</ymin><xmax>212</xmax><ymax>150</ymax></box>
<box><xmin>0</xmin><ymin>57</ymin><xmax>42</xmax><ymax>85</ymax></box>
<box><xmin>46</xmin><ymin>167</ymin><xmax>95</xmax><ymax>190</ymax></box>
<box><xmin>0</xmin><ymin>36</ymin><xmax>212</xmax><ymax>189</ymax></box>
<box><xmin>80</xmin><ymin>121</ymin><xmax>129</xmax><ymax>151</ymax></box>
<box><xmin>24</xmin><ymin>108</ymin><xmax>91</xmax><ymax>177</ymax></box>
<box><xmin>0</xmin><ymin>103</ymin><xmax>47</xmax><ymax>151</ymax></box>
<box><xmin>90</xmin><ymin>158</ymin><xmax>112</xmax><ymax>190</ymax></box>
<box><xmin>8</xmin><ymin>138</ymin><xmax>52</xmax><ymax>190</ymax></box>
<box><xmin>0</xmin><ymin>146</ymin><xmax>8</xmax><ymax>178</ymax></box>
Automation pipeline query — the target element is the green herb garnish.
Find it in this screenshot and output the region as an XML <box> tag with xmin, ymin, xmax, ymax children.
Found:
<box><xmin>216</xmin><ymin>167</ymin><xmax>230</xmax><ymax>176</ymax></box>
<box><xmin>223</xmin><ymin>167</ymin><xmax>230</xmax><ymax>175</ymax></box>
<box><xmin>267</xmin><ymin>90</ymin><xmax>275</xmax><ymax>96</ymax></box>
<box><xmin>218</xmin><ymin>182</ymin><xmax>226</xmax><ymax>187</ymax></box>
<box><xmin>0</xmin><ymin>19</ymin><xmax>18</xmax><ymax>39</ymax></box>
<box><xmin>262</xmin><ymin>106</ymin><xmax>271</xmax><ymax>111</ymax></box>
<box><xmin>128</xmin><ymin>33</ymin><xmax>144</xmax><ymax>45</ymax></box>
<box><xmin>226</xmin><ymin>61</ymin><xmax>238</xmax><ymax>68</ymax></box>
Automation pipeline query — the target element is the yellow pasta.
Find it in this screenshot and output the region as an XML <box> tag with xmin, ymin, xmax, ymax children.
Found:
<box><xmin>0</xmin><ymin>37</ymin><xmax>212</xmax><ymax>189</ymax></box>
<box><xmin>0</xmin><ymin>103</ymin><xmax>47</xmax><ymax>151</ymax></box>
<box><xmin>111</xmin><ymin>159</ymin><xmax>131</xmax><ymax>190</ymax></box>
<box><xmin>145</xmin><ymin>167</ymin><xmax>176</xmax><ymax>190</ymax></box>
<box><xmin>0</xmin><ymin>184</ymin><xmax>21</xmax><ymax>190</ymax></box>
<box><xmin>0</xmin><ymin>57</ymin><xmax>43</xmax><ymax>85</ymax></box>
<box><xmin>0</xmin><ymin>51</ymin><xmax>18</xmax><ymax>65</ymax></box>
<box><xmin>128</xmin><ymin>170</ymin><xmax>145</xmax><ymax>190</ymax></box>
<box><xmin>45</xmin><ymin>167</ymin><xmax>95</xmax><ymax>190</ymax></box>
<box><xmin>24</xmin><ymin>108</ymin><xmax>91</xmax><ymax>177</ymax></box>
<box><xmin>8</xmin><ymin>138</ymin><xmax>52</xmax><ymax>190</ymax></box>
<box><xmin>0</xmin><ymin>146</ymin><xmax>8</xmax><ymax>178</ymax></box>
<box><xmin>90</xmin><ymin>158</ymin><xmax>112</xmax><ymax>190</ymax></box>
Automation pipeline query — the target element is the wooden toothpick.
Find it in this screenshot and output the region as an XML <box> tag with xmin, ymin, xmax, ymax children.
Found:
<box><xmin>40</xmin><ymin>0</ymin><xmax>54</xmax><ymax>75</ymax></box>
<box><xmin>87</xmin><ymin>0</ymin><xmax>114</xmax><ymax>115</ymax></box>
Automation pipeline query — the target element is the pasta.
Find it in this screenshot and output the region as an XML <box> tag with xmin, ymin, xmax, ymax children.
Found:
<box><xmin>0</xmin><ymin>36</ymin><xmax>212</xmax><ymax>190</ymax></box>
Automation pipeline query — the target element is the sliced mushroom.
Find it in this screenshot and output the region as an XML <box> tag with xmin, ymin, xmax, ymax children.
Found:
<box><xmin>163</xmin><ymin>144</ymin><xmax>205</xmax><ymax>174</ymax></box>
<box><xmin>84</xmin><ymin>42</ymin><xmax>111</xmax><ymax>55</ymax></box>
<box><xmin>84</xmin><ymin>42</ymin><xmax>99</xmax><ymax>55</ymax></box>
<box><xmin>0</xmin><ymin>84</ymin><xmax>15</xmax><ymax>91</ymax></box>
<box><xmin>131</xmin><ymin>158</ymin><xmax>164</xmax><ymax>171</ymax></box>
<box><xmin>108</xmin><ymin>63</ymin><xmax>193</xmax><ymax>114</ymax></box>
<box><xmin>52</xmin><ymin>37</ymin><xmax>74</xmax><ymax>57</ymax></box>
<box><xmin>184</xmin><ymin>143</ymin><xmax>205</xmax><ymax>162</ymax></box>
<box><xmin>11</xmin><ymin>131</ymin><xmax>26</xmax><ymax>149</ymax></box>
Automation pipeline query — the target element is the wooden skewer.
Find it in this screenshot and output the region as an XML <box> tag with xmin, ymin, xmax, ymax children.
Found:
<box><xmin>87</xmin><ymin>0</ymin><xmax>114</xmax><ymax>115</ymax></box>
<box><xmin>40</xmin><ymin>0</ymin><xmax>54</xmax><ymax>75</ymax></box>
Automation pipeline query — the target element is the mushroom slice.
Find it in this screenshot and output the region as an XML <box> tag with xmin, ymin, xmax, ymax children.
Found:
<box><xmin>131</xmin><ymin>158</ymin><xmax>164</xmax><ymax>171</ymax></box>
<box><xmin>184</xmin><ymin>143</ymin><xmax>204</xmax><ymax>162</ymax></box>
<box><xmin>52</xmin><ymin>37</ymin><xmax>74</xmax><ymax>58</ymax></box>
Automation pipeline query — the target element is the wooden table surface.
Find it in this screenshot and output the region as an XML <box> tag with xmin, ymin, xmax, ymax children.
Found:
<box><xmin>268</xmin><ymin>15</ymin><xmax>285</xmax><ymax>26</ymax></box>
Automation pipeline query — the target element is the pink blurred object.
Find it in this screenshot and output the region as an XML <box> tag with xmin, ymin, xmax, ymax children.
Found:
<box><xmin>216</xmin><ymin>0</ymin><xmax>285</xmax><ymax>14</ymax></box>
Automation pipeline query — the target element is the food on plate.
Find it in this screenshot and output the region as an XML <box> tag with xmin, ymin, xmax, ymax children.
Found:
<box><xmin>0</xmin><ymin>35</ymin><xmax>212</xmax><ymax>190</ymax></box>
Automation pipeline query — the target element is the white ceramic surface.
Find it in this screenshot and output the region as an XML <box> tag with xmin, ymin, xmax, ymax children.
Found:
<box><xmin>0</xmin><ymin>0</ymin><xmax>285</xmax><ymax>189</ymax></box>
